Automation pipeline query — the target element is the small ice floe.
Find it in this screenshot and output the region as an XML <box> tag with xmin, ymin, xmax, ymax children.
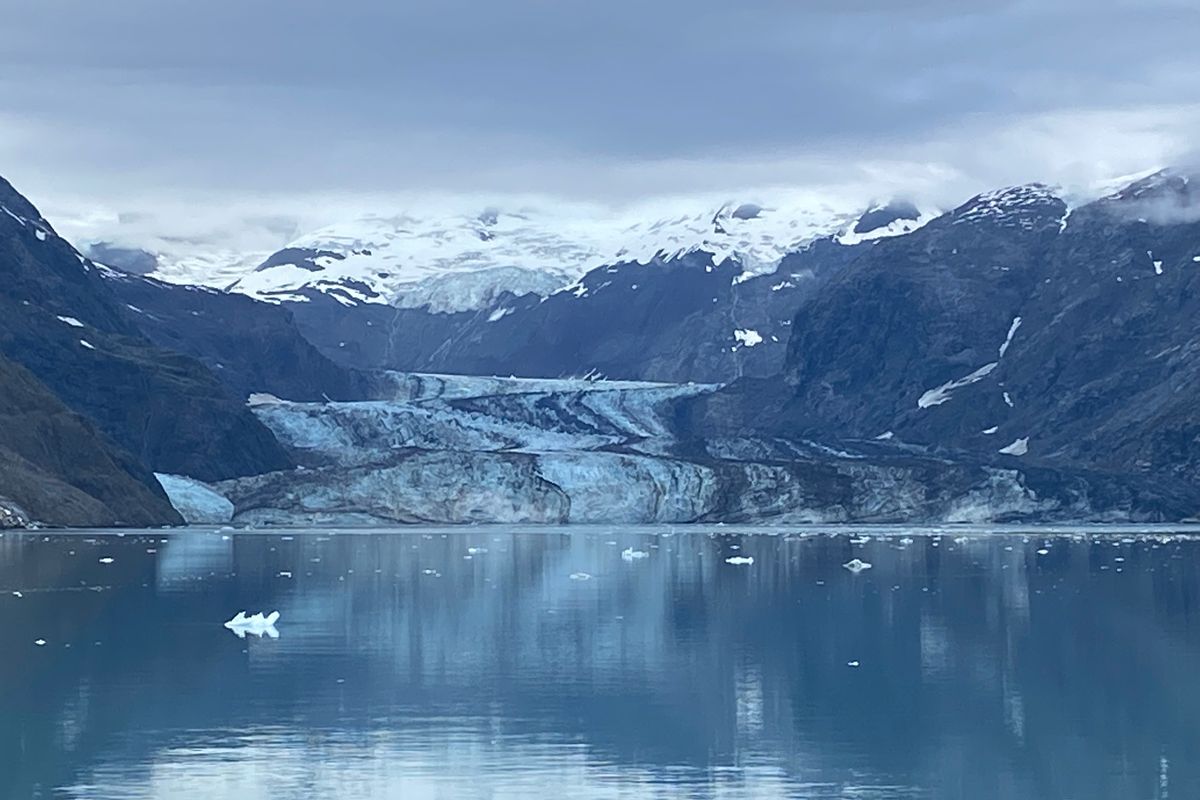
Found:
<box><xmin>569</xmin><ymin>572</ymin><xmax>593</xmax><ymax>581</ymax></box>
<box><xmin>725</xmin><ymin>556</ymin><xmax>755</xmax><ymax>565</ymax></box>
<box><xmin>875</xmin><ymin>431</ymin><xmax>894</xmax><ymax>441</ymax></box>
<box><xmin>843</xmin><ymin>558</ymin><xmax>873</xmax><ymax>573</ymax></box>
<box><xmin>1036</xmin><ymin>548</ymin><xmax>1050</xmax><ymax>556</ymax></box>
<box><xmin>277</xmin><ymin>571</ymin><xmax>293</xmax><ymax>579</ymax></box>
<box><xmin>56</xmin><ymin>315</ymin><xmax>85</xmax><ymax>328</ymax></box>
<box><xmin>421</xmin><ymin>569</ymin><xmax>441</xmax><ymax>577</ymax></box>
<box><xmin>621</xmin><ymin>547</ymin><xmax>650</xmax><ymax>561</ymax></box>
<box><xmin>982</xmin><ymin>426</ymin><xmax>999</xmax><ymax>435</ymax></box>
<box><xmin>79</xmin><ymin>339</ymin><xmax>95</xmax><ymax>350</ymax></box>
<box><xmin>98</xmin><ymin>557</ymin><xmax>114</xmax><ymax>564</ymax></box>
<box><xmin>847</xmin><ymin>660</ymin><xmax>861</xmax><ymax>668</ymax></box>
<box><xmin>11</xmin><ymin>591</ymin><xmax>22</xmax><ymax>598</ymax></box>
<box><xmin>466</xmin><ymin>546</ymin><xmax>488</xmax><ymax>555</ymax></box>
<box><xmin>34</xmin><ymin>639</ymin><xmax>47</xmax><ymax>647</ymax></box>
<box><xmin>224</xmin><ymin>611</ymin><xmax>280</xmax><ymax>639</ymax></box>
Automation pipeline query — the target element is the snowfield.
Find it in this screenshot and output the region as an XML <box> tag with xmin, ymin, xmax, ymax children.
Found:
<box><xmin>126</xmin><ymin>195</ymin><xmax>940</xmax><ymax>312</ymax></box>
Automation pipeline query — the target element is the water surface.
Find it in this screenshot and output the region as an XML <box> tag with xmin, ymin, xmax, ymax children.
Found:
<box><xmin>1</xmin><ymin>527</ymin><xmax>1198</xmax><ymax>799</ymax></box>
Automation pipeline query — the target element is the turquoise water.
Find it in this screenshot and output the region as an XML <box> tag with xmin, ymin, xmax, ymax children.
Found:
<box><xmin>1</xmin><ymin>527</ymin><xmax>1197</xmax><ymax>799</ymax></box>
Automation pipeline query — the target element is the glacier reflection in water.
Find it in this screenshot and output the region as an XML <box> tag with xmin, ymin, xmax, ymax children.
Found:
<box><xmin>1</xmin><ymin>527</ymin><xmax>1199</xmax><ymax>799</ymax></box>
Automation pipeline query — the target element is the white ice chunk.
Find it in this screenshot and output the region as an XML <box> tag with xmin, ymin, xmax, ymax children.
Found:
<box><xmin>874</xmin><ymin>431</ymin><xmax>894</xmax><ymax>441</ymax></box>
<box><xmin>79</xmin><ymin>339</ymin><xmax>95</xmax><ymax>350</ymax></box>
<box><xmin>56</xmin><ymin>315</ymin><xmax>84</xmax><ymax>328</ymax></box>
<box><xmin>569</xmin><ymin>572</ymin><xmax>592</xmax><ymax>581</ymax></box>
<box><xmin>725</xmin><ymin>556</ymin><xmax>754</xmax><ymax>565</ymax></box>
<box><xmin>982</xmin><ymin>426</ymin><xmax>999</xmax><ymax>435</ymax></box>
<box><xmin>843</xmin><ymin>558</ymin><xmax>873</xmax><ymax>573</ymax></box>
<box><xmin>224</xmin><ymin>610</ymin><xmax>280</xmax><ymax>639</ymax></box>
<box><xmin>621</xmin><ymin>547</ymin><xmax>650</xmax><ymax>561</ymax></box>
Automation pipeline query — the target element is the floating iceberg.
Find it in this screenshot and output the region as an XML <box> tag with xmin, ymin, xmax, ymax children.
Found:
<box><xmin>224</xmin><ymin>611</ymin><xmax>280</xmax><ymax>639</ymax></box>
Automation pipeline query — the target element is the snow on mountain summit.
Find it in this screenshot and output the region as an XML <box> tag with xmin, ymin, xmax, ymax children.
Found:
<box><xmin>78</xmin><ymin>191</ymin><xmax>945</xmax><ymax>313</ymax></box>
<box><xmin>220</xmin><ymin>196</ymin><xmax>917</xmax><ymax>311</ymax></box>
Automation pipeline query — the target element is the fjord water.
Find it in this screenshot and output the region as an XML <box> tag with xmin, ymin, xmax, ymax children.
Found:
<box><xmin>1</xmin><ymin>529</ymin><xmax>1197</xmax><ymax>800</ymax></box>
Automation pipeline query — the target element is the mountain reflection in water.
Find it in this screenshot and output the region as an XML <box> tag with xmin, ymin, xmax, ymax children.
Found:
<box><xmin>1</xmin><ymin>527</ymin><xmax>1197</xmax><ymax>799</ymax></box>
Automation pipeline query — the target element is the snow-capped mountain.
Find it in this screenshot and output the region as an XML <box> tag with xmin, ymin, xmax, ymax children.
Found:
<box><xmin>127</xmin><ymin>195</ymin><xmax>937</xmax><ymax>313</ymax></box>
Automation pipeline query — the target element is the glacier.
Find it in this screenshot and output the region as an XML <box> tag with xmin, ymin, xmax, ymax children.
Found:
<box><xmin>170</xmin><ymin>373</ymin><xmax>1139</xmax><ymax>526</ymax></box>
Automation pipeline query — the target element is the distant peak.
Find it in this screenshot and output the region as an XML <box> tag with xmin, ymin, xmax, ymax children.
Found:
<box><xmin>852</xmin><ymin>199</ymin><xmax>921</xmax><ymax>235</ymax></box>
<box><xmin>85</xmin><ymin>242</ymin><xmax>160</xmax><ymax>275</ymax></box>
<box><xmin>1102</xmin><ymin>167</ymin><xmax>1195</xmax><ymax>202</ymax></box>
<box><xmin>951</xmin><ymin>183</ymin><xmax>1065</xmax><ymax>230</ymax></box>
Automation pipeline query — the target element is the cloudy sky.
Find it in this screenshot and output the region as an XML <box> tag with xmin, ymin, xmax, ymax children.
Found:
<box><xmin>3</xmin><ymin>0</ymin><xmax>1200</xmax><ymax>252</ymax></box>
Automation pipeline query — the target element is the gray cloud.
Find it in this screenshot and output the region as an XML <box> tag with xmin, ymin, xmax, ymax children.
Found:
<box><xmin>2</xmin><ymin>0</ymin><xmax>1199</xmax><ymax>244</ymax></box>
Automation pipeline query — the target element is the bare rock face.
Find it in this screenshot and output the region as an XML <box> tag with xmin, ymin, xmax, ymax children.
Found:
<box><xmin>0</xmin><ymin>175</ymin><xmax>292</xmax><ymax>486</ymax></box>
<box><xmin>0</xmin><ymin>353</ymin><xmax>182</xmax><ymax>527</ymax></box>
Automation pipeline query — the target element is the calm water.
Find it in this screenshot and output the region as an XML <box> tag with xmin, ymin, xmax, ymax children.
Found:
<box><xmin>1</xmin><ymin>527</ymin><xmax>1199</xmax><ymax>800</ymax></box>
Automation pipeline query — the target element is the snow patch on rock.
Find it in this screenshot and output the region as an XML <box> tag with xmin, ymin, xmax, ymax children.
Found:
<box><xmin>733</xmin><ymin>329</ymin><xmax>763</xmax><ymax>348</ymax></box>
<box><xmin>999</xmin><ymin>437</ymin><xmax>1030</xmax><ymax>456</ymax></box>
<box><xmin>918</xmin><ymin>363</ymin><xmax>998</xmax><ymax>409</ymax></box>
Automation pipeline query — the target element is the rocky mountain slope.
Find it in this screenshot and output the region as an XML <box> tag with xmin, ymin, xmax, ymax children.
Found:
<box><xmin>0</xmin><ymin>353</ymin><xmax>181</xmax><ymax>527</ymax></box>
<box><xmin>687</xmin><ymin>172</ymin><xmax>1200</xmax><ymax>497</ymax></box>
<box><xmin>103</xmin><ymin>271</ymin><xmax>376</xmax><ymax>403</ymax></box>
<box><xmin>0</xmin><ymin>175</ymin><xmax>294</xmax><ymax>524</ymax></box>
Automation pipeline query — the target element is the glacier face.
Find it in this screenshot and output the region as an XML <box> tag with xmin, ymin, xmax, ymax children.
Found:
<box><xmin>198</xmin><ymin>373</ymin><xmax>1129</xmax><ymax>526</ymax></box>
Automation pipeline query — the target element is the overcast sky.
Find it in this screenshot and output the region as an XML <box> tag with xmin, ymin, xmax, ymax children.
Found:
<box><xmin>3</xmin><ymin>0</ymin><xmax>1200</xmax><ymax>250</ymax></box>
